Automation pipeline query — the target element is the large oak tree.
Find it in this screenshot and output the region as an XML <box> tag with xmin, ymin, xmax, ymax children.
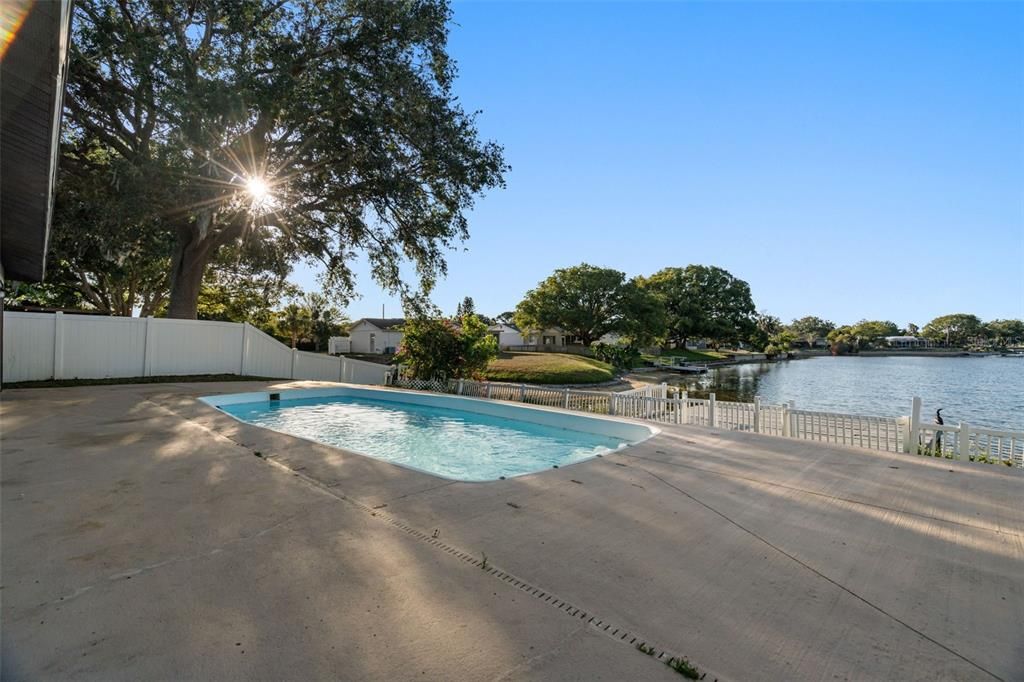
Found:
<box><xmin>514</xmin><ymin>264</ymin><xmax>663</xmax><ymax>347</ymax></box>
<box><xmin>921</xmin><ymin>314</ymin><xmax>983</xmax><ymax>346</ymax></box>
<box><xmin>65</xmin><ymin>0</ymin><xmax>506</xmax><ymax>318</ymax></box>
<box><xmin>638</xmin><ymin>265</ymin><xmax>756</xmax><ymax>348</ymax></box>
<box><xmin>787</xmin><ymin>316</ymin><xmax>835</xmax><ymax>346</ymax></box>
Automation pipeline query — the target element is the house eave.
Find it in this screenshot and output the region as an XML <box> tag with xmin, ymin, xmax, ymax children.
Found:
<box><xmin>1</xmin><ymin>0</ymin><xmax>74</xmax><ymax>283</ymax></box>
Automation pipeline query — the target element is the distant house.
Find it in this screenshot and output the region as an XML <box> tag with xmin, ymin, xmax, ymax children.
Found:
<box><xmin>349</xmin><ymin>318</ymin><xmax>405</xmax><ymax>354</ymax></box>
<box><xmin>519</xmin><ymin>328</ymin><xmax>619</xmax><ymax>347</ymax></box>
<box><xmin>521</xmin><ymin>328</ymin><xmax>583</xmax><ymax>347</ymax></box>
<box><xmin>884</xmin><ymin>335</ymin><xmax>928</xmax><ymax>349</ymax></box>
<box><xmin>488</xmin><ymin>323</ymin><xmax>524</xmax><ymax>349</ymax></box>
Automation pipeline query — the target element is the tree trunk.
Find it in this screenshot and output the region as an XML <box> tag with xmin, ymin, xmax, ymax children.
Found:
<box><xmin>165</xmin><ymin>232</ymin><xmax>214</xmax><ymax>319</ymax></box>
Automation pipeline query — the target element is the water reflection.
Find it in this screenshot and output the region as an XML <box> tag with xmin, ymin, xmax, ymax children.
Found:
<box><xmin>653</xmin><ymin>356</ymin><xmax>1023</xmax><ymax>430</ymax></box>
<box><xmin>664</xmin><ymin>362</ymin><xmax>775</xmax><ymax>403</ymax></box>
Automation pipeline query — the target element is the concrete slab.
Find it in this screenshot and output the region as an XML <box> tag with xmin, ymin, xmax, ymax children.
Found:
<box><xmin>3</xmin><ymin>381</ymin><xmax>1021</xmax><ymax>681</ymax></box>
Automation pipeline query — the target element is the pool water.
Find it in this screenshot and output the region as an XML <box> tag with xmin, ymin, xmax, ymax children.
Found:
<box><xmin>219</xmin><ymin>394</ymin><xmax>631</xmax><ymax>481</ymax></box>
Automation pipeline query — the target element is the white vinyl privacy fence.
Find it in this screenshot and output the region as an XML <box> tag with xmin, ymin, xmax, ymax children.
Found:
<box><xmin>2</xmin><ymin>311</ymin><xmax>391</xmax><ymax>385</ymax></box>
<box><xmin>393</xmin><ymin>378</ymin><xmax>1024</xmax><ymax>468</ymax></box>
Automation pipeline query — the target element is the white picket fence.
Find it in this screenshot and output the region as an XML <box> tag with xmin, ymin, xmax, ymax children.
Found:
<box><xmin>2</xmin><ymin>311</ymin><xmax>391</xmax><ymax>385</ymax></box>
<box><xmin>392</xmin><ymin>378</ymin><xmax>1024</xmax><ymax>468</ymax></box>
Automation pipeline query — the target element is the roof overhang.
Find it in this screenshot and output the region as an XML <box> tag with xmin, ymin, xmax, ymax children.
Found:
<box><xmin>1</xmin><ymin>0</ymin><xmax>73</xmax><ymax>283</ymax></box>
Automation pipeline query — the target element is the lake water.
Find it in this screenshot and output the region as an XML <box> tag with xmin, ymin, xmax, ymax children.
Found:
<box><xmin>667</xmin><ymin>355</ymin><xmax>1024</xmax><ymax>431</ymax></box>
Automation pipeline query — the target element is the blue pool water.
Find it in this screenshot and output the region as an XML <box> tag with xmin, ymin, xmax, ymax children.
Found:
<box><xmin>218</xmin><ymin>393</ymin><xmax>632</xmax><ymax>481</ymax></box>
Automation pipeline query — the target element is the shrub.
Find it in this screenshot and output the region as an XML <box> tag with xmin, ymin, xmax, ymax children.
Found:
<box><xmin>591</xmin><ymin>342</ymin><xmax>640</xmax><ymax>370</ymax></box>
<box><xmin>395</xmin><ymin>314</ymin><xmax>497</xmax><ymax>380</ymax></box>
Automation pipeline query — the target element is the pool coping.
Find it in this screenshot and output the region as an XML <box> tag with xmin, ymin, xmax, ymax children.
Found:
<box><xmin>198</xmin><ymin>383</ymin><xmax>662</xmax><ymax>484</ymax></box>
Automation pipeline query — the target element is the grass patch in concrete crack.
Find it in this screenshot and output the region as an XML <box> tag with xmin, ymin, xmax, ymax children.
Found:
<box><xmin>666</xmin><ymin>656</ymin><xmax>702</xmax><ymax>679</ymax></box>
<box><xmin>636</xmin><ymin>642</ymin><xmax>656</xmax><ymax>656</ymax></box>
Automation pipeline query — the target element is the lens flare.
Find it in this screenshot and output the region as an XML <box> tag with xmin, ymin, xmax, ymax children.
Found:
<box><xmin>246</xmin><ymin>176</ymin><xmax>269</xmax><ymax>202</ymax></box>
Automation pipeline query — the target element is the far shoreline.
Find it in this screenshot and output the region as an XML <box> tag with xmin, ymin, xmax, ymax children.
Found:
<box><xmin>803</xmin><ymin>350</ymin><xmax>1007</xmax><ymax>359</ymax></box>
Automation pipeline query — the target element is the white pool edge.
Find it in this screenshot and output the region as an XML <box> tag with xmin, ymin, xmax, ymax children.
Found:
<box><xmin>200</xmin><ymin>384</ymin><xmax>660</xmax><ymax>483</ymax></box>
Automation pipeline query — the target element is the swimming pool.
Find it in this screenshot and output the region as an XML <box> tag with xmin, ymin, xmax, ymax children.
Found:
<box><xmin>203</xmin><ymin>387</ymin><xmax>656</xmax><ymax>481</ymax></box>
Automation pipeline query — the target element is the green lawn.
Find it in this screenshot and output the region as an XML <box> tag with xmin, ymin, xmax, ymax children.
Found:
<box><xmin>483</xmin><ymin>352</ymin><xmax>615</xmax><ymax>384</ymax></box>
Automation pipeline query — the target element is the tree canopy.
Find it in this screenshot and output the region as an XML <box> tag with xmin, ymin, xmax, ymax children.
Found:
<box><xmin>514</xmin><ymin>264</ymin><xmax>662</xmax><ymax>347</ymax></box>
<box><xmin>63</xmin><ymin>0</ymin><xmax>507</xmax><ymax>318</ymax></box>
<box><xmin>637</xmin><ymin>265</ymin><xmax>755</xmax><ymax>348</ymax></box>
<box><xmin>985</xmin><ymin>319</ymin><xmax>1024</xmax><ymax>346</ymax></box>
<box><xmin>921</xmin><ymin>314</ymin><xmax>983</xmax><ymax>346</ymax></box>
<box><xmin>849</xmin><ymin>319</ymin><xmax>899</xmax><ymax>344</ymax></box>
<box><xmin>787</xmin><ymin>316</ymin><xmax>835</xmax><ymax>345</ymax></box>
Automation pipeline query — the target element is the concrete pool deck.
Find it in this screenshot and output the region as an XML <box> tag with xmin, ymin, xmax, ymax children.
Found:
<box><xmin>2</xmin><ymin>380</ymin><xmax>1021</xmax><ymax>681</ymax></box>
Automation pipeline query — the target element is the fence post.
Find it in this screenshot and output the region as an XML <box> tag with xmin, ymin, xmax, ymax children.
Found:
<box><xmin>485</xmin><ymin>383</ymin><xmax>492</xmax><ymax>399</ymax></box>
<box><xmin>787</xmin><ymin>400</ymin><xmax>796</xmax><ymax>438</ymax></box>
<box><xmin>753</xmin><ymin>396</ymin><xmax>761</xmax><ymax>433</ymax></box>
<box><xmin>660</xmin><ymin>382</ymin><xmax>668</xmax><ymax>399</ymax></box>
<box><xmin>240</xmin><ymin>322</ymin><xmax>249</xmax><ymax>376</ymax></box>
<box><xmin>520</xmin><ymin>383</ymin><xmax>527</xmax><ymax>402</ymax></box>
<box><xmin>143</xmin><ymin>315</ymin><xmax>155</xmax><ymax>377</ymax></box>
<box><xmin>782</xmin><ymin>402</ymin><xmax>790</xmax><ymax>437</ymax></box>
<box><xmin>563</xmin><ymin>387</ymin><xmax>570</xmax><ymax>409</ymax></box>
<box><xmin>290</xmin><ymin>348</ymin><xmax>298</xmax><ymax>379</ymax></box>
<box><xmin>457</xmin><ymin>378</ymin><xmax>465</xmax><ymax>395</ymax></box>
<box><xmin>338</xmin><ymin>355</ymin><xmax>346</xmax><ymax>382</ymax></box>
<box><xmin>958</xmin><ymin>422</ymin><xmax>969</xmax><ymax>461</ymax></box>
<box><xmin>51</xmin><ymin>311</ymin><xmax>65</xmax><ymax>380</ymax></box>
<box><xmin>908</xmin><ymin>397</ymin><xmax>922</xmax><ymax>455</ymax></box>
<box><xmin>708</xmin><ymin>392</ymin><xmax>716</xmax><ymax>428</ymax></box>
<box><xmin>681</xmin><ymin>391</ymin><xmax>689</xmax><ymax>424</ymax></box>
<box><xmin>609</xmin><ymin>394</ymin><xmax>616</xmax><ymax>416</ymax></box>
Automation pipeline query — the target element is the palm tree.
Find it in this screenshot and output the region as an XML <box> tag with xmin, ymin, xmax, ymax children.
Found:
<box><xmin>279</xmin><ymin>303</ymin><xmax>311</xmax><ymax>349</ymax></box>
<box><xmin>302</xmin><ymin>293</ymin><xmax>348</xmax><ymax>352</ymax></box>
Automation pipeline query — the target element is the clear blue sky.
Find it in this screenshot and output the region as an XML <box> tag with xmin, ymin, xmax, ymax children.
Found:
<box><xmin>292</xmin><ymin>1</ymin><xmax>1024</xmax><ymax>327</ymax></box>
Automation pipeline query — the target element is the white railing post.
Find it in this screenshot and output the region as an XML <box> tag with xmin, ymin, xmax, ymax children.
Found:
<box><xmin>290</xmin><ymin>348</ymin><xmax>298</xmax><ymax>379</ymax></box>
<box><xmin>660</xmin><ymin>382</ymin><xmax>668</xmax><ymax>399</ymax></box>
<box><xmin>681</xmin><ymin>391</ymin><xmax>689</xmax><ymax>424</ymax></box>
<box><xmin>520</xmin><ymin>383</ymin><xmax>527</xmax><ymax>402</ymax></box>
<box><xmin>909</xmin><ymin>397</ymin><xmax>922</xmax><ymax>455</ymax></box>
<box><xmin>708</xmin><ymin>392</ymin><xmax>716</xmax><ymax>428</ymax></box>
<box><xmin>753</xmin><ymin>396</ymin><xmax>761</xmax><ymax>433</ymax></box>
<box><xmin>899</xmin><ymin>416</ymin><xmax>910</xmax><ymax>453</ymax></box>
<box><xmin>782</xmin><ymin>402</ymin><xmax>791</xmax><ymax>437</ymax></box>
<box><xmin>787</xmin><ymin>400</ymin><xmax>796</xmax><ymax>438</ymax></box>
<box><xmin>563</xmin><ymin>387</ymin><xmax>570</xmax><ymax>409</ymax></box>
<box><xmin>240</xmin><ymin>322</ymin><xmax>249</xmax><ymax>376</ymax></box>
<box><xmin>958</xmin><ymin>422</ymin><xmax>970</xmax><ymax>461</ymax></box>
<box><xmin>609</xmin><ymin>394</ymin><xmax>616</xmax><ymax>416</ymax></box>
<box><xmin>52</xmin><ymin>311</ymin><xmax>65</xmax><ymax>380</ymax></box>
<box><xmin>457</xmin><ymin>378</ymin><xmax>465</xmax><ymax>395</ymax></box>
<box><xmin>143</xmin><ymin>315</ymin><xmax>155</xmax><ymax>377</ymax></box>
<box><xmin>338</xmin><ymin>355</ymin><xmax>346</xmax><ymax>382</ymax></box>
<box><xmin>485</xmin><ymin>383</ymin><xmax>492</xmax><ymax>399</ymax></box>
